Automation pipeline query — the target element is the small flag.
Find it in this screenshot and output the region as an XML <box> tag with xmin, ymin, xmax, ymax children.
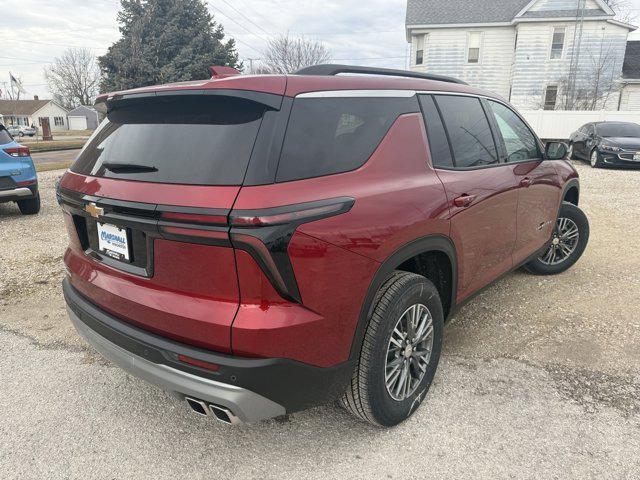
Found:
<box><xmin>10</xmin><ymin>73</ymin><xmax>26</xmax><ymax>94</ymax></box>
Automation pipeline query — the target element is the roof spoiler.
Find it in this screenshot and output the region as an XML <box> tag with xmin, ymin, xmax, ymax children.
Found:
<box><xmin>209</xmin><ymin>66</ymin><xmax>241</xmax><ymax>79</ymax></box>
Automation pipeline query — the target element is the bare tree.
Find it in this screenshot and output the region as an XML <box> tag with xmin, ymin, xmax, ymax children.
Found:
<box><xmin>44</xmin><ymin>48</ymin><xmax>100</xmax><ymax>109</ymax></box>
<box><xmin>603</xmin><ymin>0</ymin><xmax>637</xmax><ymax>24</ymax></box>
<box><xmin>261</xmin><ymin>34</ymin><xmax>331</xmax><ymax>74</ymax></box>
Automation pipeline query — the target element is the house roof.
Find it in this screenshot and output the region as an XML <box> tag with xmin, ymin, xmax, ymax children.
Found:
<box><xmin>623</xmin><ymin>41</ymin><xmax>640</xmax><ymax>79</ymax></box>
<box><xmin>520</xmin><ymin>9</ymin><xmax>609</xmax><ymax>19</ymax></box>
<box><xmin>405</xmin><ymin>0</ymin><xmax>616</xmax><ymax>26</ymax></box>
<box><xmin>0</xmin><ymin>99</ymin><xmax>52</xmax><ymax>116</ymax></box>
<box><xmin>67</xmin><ymin>105</ymin><xmax>97</xmax><ymax>117</ymax></box>
<box><xmin>406</xmin><ymin>0</ymin><xmax>531</xmax><ymax>26</ymax></box>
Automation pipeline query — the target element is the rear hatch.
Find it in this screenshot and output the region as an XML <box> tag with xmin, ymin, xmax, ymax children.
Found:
<box><xmin>59</xmin><ymin>90</ymin><xmax>282</xmax><ymax>352</ymax></box>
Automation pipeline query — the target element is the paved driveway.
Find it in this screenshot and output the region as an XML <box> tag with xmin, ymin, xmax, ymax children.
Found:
<box><xmin>0</xmin><ymin>163</ymin><xmax>639</xmax><ymax>479</ymax></box>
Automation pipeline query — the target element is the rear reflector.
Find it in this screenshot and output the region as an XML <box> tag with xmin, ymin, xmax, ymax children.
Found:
<box><xmin>178</xmin><ymin>354</ymin><xmax>220</xmax><ymax>372</ymax></box>
<box><xmin>3</xmin><ymin>146</ymin><xmax>30</xmax><ymax>157</ymax></box>
<box><xmin>160</xmin><ymin>211</ymin><xmax>227</xmax><ymax>226</ymax></box>
<box><xmin>16</xmin><ymin>179</ymin><xmax>36</xmax><ymax>186</ymax></box>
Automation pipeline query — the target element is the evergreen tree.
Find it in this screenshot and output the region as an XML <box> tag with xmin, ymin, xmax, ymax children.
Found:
<box><xmin>99</xmin><ymin>0</ymin><xmax>242</xmax><ymax>92</ymax></box>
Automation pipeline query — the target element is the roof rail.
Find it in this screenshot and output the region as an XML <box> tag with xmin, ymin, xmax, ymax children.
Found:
<box><xmin>295</xmin><ymin>64</ymin><xmax>468</xmax><ymax>85</ymax></box>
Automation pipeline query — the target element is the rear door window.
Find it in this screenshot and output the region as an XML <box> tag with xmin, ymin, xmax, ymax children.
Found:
<box><xmin>434</xmin><ymin>95</ymin><xmax>498</xmax><ymax>168</ymax></box>
<box><xmin>276</xmin><ymin>96</ymin><xmax>418</xmax><ymax>182</ymax></box>
<box><xmin>71</xmin><ymin>96</ymin><xmax>266</xmax><ymax>185</ymax></box>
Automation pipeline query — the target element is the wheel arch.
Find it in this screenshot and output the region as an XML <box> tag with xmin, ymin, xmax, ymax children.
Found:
<box><xmin>348</xmin><ymin>235</ymin><xmax>457</xmax><ymax>363</ymax></box>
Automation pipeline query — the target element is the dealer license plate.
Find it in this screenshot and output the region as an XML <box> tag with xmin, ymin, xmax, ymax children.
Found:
<box><xmin>97</xmin><ymin>222</ymin><xmax>130</xmax><ymax>261</ymax></box>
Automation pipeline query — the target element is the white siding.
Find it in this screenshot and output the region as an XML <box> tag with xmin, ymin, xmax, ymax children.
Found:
<box><xmin>510</xmin><ymin>20</ymin><xmax>628</xmax><ymax>110</ymax></box>
<box><xmin>521</xmin><ymin>109</ymin><xmax>640</xmax><ymax>138</ymax></box>
<box><xmin>32</xmin><ymin>102</ymin><xmax>69</xmax><ymax>131</ymax></box>
<box><xmin>410</xmin><ymin>26</ymin><xmax>516</xmax><ymax>98</ymax></box>
<box><xmin>619</xmin><ymin>84</ymin><xmax>640</xmax><ymax>110</ymax></box>
<box><xmin>528</xmin><ymin>0</ymin><xmax>602</xmax><ymax>12</ymax></box>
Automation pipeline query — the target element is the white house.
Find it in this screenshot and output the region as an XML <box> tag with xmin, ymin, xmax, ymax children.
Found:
<box><xmin>406</xmin><ymin>0</ymin><xmax>637</xmax><ymax>110</ymax></box>
<box><xmin>0</xmin><ymin>97</ymin><xmax>69</xmax><ymax>131</ymax></box>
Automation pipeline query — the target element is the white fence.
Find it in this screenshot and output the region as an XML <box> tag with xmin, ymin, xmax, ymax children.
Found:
<box><xmin>519</xmin><ymin>110</ymin><xmax>640</xmax><ymax>140</ymax></box>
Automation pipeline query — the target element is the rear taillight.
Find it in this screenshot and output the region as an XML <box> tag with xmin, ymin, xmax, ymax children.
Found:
<box><xmin>159</xmin><ymin>198</ymin><xmax>355</xmax><ymax>303</ymax></box>
<box><xmin>3</xmin><ymin>146</ymin><xmax>30</xmax><ymax>157</ymax></box>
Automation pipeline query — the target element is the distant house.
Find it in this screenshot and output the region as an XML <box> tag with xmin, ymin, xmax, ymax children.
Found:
<box><xmin>0</xmin><ymin>97</ymin><xmax>69</xmax><ymax>131</ymax></box>
<box><xmin>406</xmin><ymin>0</ymin><xmax>637</xmax><ymax>110</ymax></box>
<box><xmin>619</xmin><ymin>41</ymin><xmax>640</xmax><ymax>110</ymax></box>
<box><xmin>67</xmin><ymin>105</ymin><xmax>100</xmax><ymax>131</ymax></box>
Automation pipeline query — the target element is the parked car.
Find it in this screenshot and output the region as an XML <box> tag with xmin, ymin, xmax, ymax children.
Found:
<box><xmin>568</xmin><ymin>121</ymin><xmax>640</xmax><ymax>168</ymax></box>
<box><xmin>7</xmin><ymin>125</ymin><xmax>36</xmax><ymax>137</ymax></box>
<box><xmin>0</xmin><ymin>125</ymin><xmax>40</xmax><ymax>214</ymax></box>
<box><xmin>57</xmin><ymin>65</ymin><xmax>589</xmax><ymax>426</ymax></box>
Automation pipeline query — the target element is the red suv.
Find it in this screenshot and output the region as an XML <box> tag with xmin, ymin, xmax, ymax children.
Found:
<box><xmin>58</xmin><ymin>65</ymin><xmax>589</xmax><ymax>426</ymax></box>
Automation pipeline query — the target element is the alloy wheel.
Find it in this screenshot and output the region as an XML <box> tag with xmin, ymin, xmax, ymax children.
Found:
<box><xmin>591</xmin><ymin>150</ymin><xmax>598</xmax><ymax>167</ymax></box>
<box><xmin>538</xmin><ymin>217</ymin><xmax>580</xmax><ymax>266</ymax></box>
<box><xmin>385</xmin><ymin>304</ymin><xmax>434</xmax><ymax>401</ymax></box>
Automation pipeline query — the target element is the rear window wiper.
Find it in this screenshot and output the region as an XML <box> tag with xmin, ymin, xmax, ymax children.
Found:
<box><xmin>101</xmin><ymin>162</ymin><xmax>158</xmax><ymax>173</ymax></box>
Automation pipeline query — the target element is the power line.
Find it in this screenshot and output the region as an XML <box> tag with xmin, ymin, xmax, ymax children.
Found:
<box><xmin>206</xmin><ymin>2</ymin><xmax>267</xmax><ymax>54</ymax></box>
<box><xmin>216</xmin><ymin>0</ymin><xmax>273</xmax><ymax>36</ymax></box>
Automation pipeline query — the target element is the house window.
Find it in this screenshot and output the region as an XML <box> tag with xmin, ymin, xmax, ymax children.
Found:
<box><xmin>54</xmin><ymin>116</ymin><xmax>65</xmax><ymax>126</ymax></box>
<box><xmin>38</xmin><ymin>117</ymin><xmax>46</xmax><ymax>126</ymax></box>
<box><xmin>550</xmin><ymin>27</ymin><xmax>565</xmax><ymax>59</ymax></box>
<box><xmin>544</xmin><ymin>85</ymin><xmax>558</xmax><ymax>110</ymax></box>
<box><xmin>415</xmin><ymin>34</ymin><xmax>426</xmax><ymax>65</ymax></box>
<box><xmin>468</xmin><ymin>32</ymin><xmax>482</xmax><ymax>64</ymax></box>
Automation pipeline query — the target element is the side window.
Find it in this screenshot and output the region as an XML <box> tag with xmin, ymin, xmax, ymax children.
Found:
<box><xmin>419</xmin><ymin>95</ymin><xmax>453</xmax><ymax>168</ymax></box>
<box><xmin>276</xmin><ymin>97</ymin><xmax>417</xmax><ymax>182</ymax></box>
<box><xmin>434</xmin><ymin>95</ymin><xmax>498</xmax><ymax>168</ymax></box>
<box><xmin>488</xmin><ymin>101</ymin><xmax>541</xmax><ymax>162</ymax></box>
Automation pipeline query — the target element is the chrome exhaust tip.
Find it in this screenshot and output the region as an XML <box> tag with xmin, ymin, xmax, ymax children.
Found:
<box><xmin>209</xmin><ymin>404</ymin><xmax>242</xmax><ymax>425</ymax></box>
<box><xmin>185</xmin><ymin>397</ymin><xmax>210</xmax><ymax>417</ymax></box>
<box><xmin>184</xmin><ymin>397</ymin><xmax>242</xmax><ymax>424</ymax></box>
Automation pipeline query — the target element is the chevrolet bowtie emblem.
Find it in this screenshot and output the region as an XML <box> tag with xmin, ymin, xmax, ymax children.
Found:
<box><xmin>85</xmin><ymin>202</ymin><xmax>104</xmax><ymax>218</ymax></box>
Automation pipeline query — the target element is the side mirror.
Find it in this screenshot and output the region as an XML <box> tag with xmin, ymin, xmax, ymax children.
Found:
<box><xmin>545</xmin><ymin>141</ymin><xmax>568</xmax><ymax>160</ymax></box>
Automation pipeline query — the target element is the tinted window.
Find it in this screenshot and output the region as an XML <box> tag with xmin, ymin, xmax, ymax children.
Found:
<box><xmin>276</xmin><ymin>97</ymin><xmax>416</xmax><ymax>182</ymax></box>
<box><xmin>419</xmin><ymin>95</ymin><xmax>453</xmax><ymax>168</ymax></box>
<box><xmin>71</xmin><ymin>96</ymin><xmax>266</xmax><ymax>185</ymax></box>
<box><xmin>488</xmin><ymin>101</ymin><xmax>540</xmax><ymax>162</ymax></box>
<box><xmin>595</xmin><ymin>122</ymin><xmax>640</xmax><ymax>137</ymax></box>
<box><xmin>434</xmin><ymin>95</ymin><xmax>497</xmax><ymax>168</ymax></box>
<box><xmin>0</xmin><ymin>127</ymin><xmax>12</xmax><ymax>145</ymax></box>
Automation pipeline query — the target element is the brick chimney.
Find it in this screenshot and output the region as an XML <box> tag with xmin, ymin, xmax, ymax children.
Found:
<box><xmin>33</xmin><ymin>95</ymin><xmax>39</xmax><ymax>101</ymax></box>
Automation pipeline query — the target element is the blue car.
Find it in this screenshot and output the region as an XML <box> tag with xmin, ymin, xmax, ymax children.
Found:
<box><xmin>0</xmin><ymin>125</ymin><xmax>40</xmax><ymax>214</ymax></box>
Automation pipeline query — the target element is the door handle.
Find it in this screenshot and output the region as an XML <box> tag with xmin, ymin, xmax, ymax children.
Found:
<box><xmin>453</xmin><ymin>194</ymin><xmax>476</xmax><ymax>208</ymax></box>
<box><xmin>520</xmin><ymin>177</ymin><xmax>533</xmax><ymax>188</ymax></box>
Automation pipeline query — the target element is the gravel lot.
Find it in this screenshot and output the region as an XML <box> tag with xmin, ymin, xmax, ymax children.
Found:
<box><xmin>1</xmin><ymin>162</ymin><xmax>639</xmax><ymax>479</ymax></box>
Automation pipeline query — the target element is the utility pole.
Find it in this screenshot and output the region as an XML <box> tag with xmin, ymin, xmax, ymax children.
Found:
<box><xmin>246</xmin><ymin>58</ymin><xmax>260</xmax><ymax>74</ymax></box>
<box><xmin>567</xmin><ymin>0</ymin><xmax>587</xmax><ymax>109</ymax></box>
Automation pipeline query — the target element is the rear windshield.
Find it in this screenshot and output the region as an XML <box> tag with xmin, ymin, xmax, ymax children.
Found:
<box><xmin>71</xmin><ymin>96</ymin><xmax>266</xmax><ymax>185</ymax></box>
<box><xmin>0</xmin><ymin>127</ymin><xmax>13</xmax><ymax>145</ymax></box>
<box><xmin>276</xmin><ymin>97</ymin><xmax>417</xmax><ymax>182</ymax></box>
<box><xmin>596</xmin><ymin>122</ymin><xmax>640</xmax><ymax>138</ymax></box>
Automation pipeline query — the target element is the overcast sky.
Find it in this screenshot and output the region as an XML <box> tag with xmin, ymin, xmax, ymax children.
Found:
<box><xmin>2</xmin><ymin>0</ymin><xmax>640</xmax><ymax>100</ymax></box>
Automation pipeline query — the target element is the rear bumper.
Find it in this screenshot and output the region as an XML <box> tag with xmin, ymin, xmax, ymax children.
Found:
<box><xmin>63</xmin><ymin>278</ymin><xmax>353</xmax><ymax>421</ymax></box>
<box><xmin>0</xmin><ymin>184</ymin><xmax>37</xmax><ymax>202</ymax></box>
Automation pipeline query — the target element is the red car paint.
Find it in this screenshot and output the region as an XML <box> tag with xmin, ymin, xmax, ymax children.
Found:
<box><xmin>60</xmin><ymin>70</ymin><xmax>579</xmax><ymax>371</ymax></box>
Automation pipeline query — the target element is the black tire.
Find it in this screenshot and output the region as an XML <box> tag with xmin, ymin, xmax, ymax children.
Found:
<box><xmin>17</xmin><ymin>193</ymin><xmax>41</xmax><ymax>215</ymax></box>
<box><xmin>524</xmin><ymin>202</ymin><xmax>589</xmax><ymax>275</ymax></box>
<box><xmin>340</xmin><ymin>271</ymin><xmax>444</xmax><ymax>427</ymax></box>
<box><xmin>590</xmin><ymin>149</ymin><xmax>603</xmax><ymax>168</ymax></box>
